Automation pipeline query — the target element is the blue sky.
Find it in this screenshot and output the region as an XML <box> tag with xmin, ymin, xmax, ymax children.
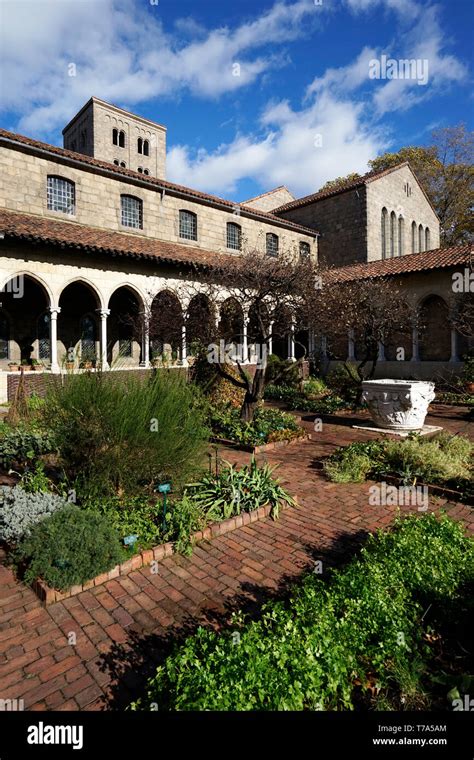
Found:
<box><xmin>0</xmin><ymin>0</ymin><xmax>472</xmax><ymax>202</ymax></box>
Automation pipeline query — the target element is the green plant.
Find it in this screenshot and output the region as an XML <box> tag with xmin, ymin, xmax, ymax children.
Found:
<box><xmin>15</xmin><ymin>504</ymin><xmax>125</xmax><ymax>590</ymax></box>
<box><xmin>185</xmin><ymin>457</ymin><xmax>296</xmax><ymax>520</ymax></box>
<box><xmin>130</xmin><ymin>514</ymin><xmax>474</xmax><ymax>711</ymax></box>
<box><xmin>304</xmin><ymin>376</ymin><xmax>328</xmax><ymax>396</ymax></box>
<box><xmin>209</xmin><ymin>404</ymin><xmax>302</xmax><ymax>446</ymax></box>
<box><xmin>19</xmin><ymin>461</ymin><xmax>52</xmax><ymax>493</ymax></box>
<box><xmin>0</xmin><ymin>485</ymin><xmax>68</xmax><ymax>544</ymax></box>
<box><xmin>86</xmin><ymin>495</ymin><xmax>162</xmax><ymax>548</ymax></box>
<box><xmin>264</xmin><ymin>354</ymin><xmax>300</xmax><ymax>387</ymax></box>
<box><xmin>461</xmin><ymin>355</ymin><xmax>474</xmax><ymax>384</ymax></box>
<box><xmin>0</xmin><ymin>426</ymin><xmax>56</xmax><ymax>469</ymax></box>
<box><xmin>42</xmin><ymin>371</ymin><xmax>209</xmax><ymax>500</ymax></box>
<box><xmin>166</xmin><ymin>493</ymin><xmax>207</xmax><ymax>555</ymax></box>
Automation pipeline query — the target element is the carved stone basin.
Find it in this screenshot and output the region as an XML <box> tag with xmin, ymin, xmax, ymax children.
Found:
<box><xmin>361</xmin><ymin>379</ymin><xmax>435</xmax><ymax>430</ymax></box>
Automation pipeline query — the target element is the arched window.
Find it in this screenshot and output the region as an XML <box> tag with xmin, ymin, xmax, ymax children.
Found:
<box><xmin>120</xmin><ymin>161</ymin><xmax>126</xmax><ymax>168</ymax></box>
<box><xmin>411</xmin><ymin>221</ymin><xmax>417</xmax><ymax>253</ymax></box>
<box><xmin>381</xmin><ymin>208</ymin><xmax>388</xmax><ymax>259</ymax></box>
<box><xmin>118</xmin><ymin>130</ymin><xmax>125</xmax><ymax>148</ymax></box>
<box><xmin>299</xmin><ymin>241</ymin><xmax>310</xmax><ymax>259</ymax></box>
<box><xmin>112</xmin><ymin>128</ymin><xmax>118</xmax><ymax>146</ymax></box>
<box><xmin>390</xmin><ymin>211</ymin><xmax>396</xmax><ymax>257</ymax></box>
<box><xmin>121</xmin><ymin>195</ymin><xmax>143</xmax><ymax>229</ymax></box>
<box><xmin>143</xmin><ymin>140</ymin><xmax>150</xmax><ymax>157</ymax></box>
<box><xmin>266</xmin><ymin>233</ymin><xmax>279</xmax><ymax>257</ymax></box>
<box><xmin>179</xmin><ymin>210</ymin><xmax>197</xmax><ymax>240</ymax></box>
<box><xmin>398</xmin><ymin>216</ymin><xmax>404</xmax><ymax>256</ymax></box>
<box><xmin>47</xmin><ymin>176</ymin><xmax>75</xmax><ymax>215</ymax></box>
<box><xmin>0</xmin><ymin>314</ymin><xmax>9</xmax><ymax>360</ymax></box>
<box><xmin>37</xmin><ymin>311</ymin><xmax>50</xmax><ymax>361</ymax></box>
<box><xmin>143</xmin><ymin>169</ymin><xmax>150</xmax><ymax>176</ymax></box>
<box><xmin>137</xmin><ymin>137</ymin><xmax>143</xmax><ymax>154</ymax></box>
<box><xmin>227</xmin><ymin>222</ymin><xmax>242</xmax><ymax>251</ymax></box>
<box><xmin>137</xmin><ymin>167</ymin><xmax>143</xmax><ymax>174</ymax></box>
<box><xmin>418</xmin><ymin>224</ymin><xmax>424</xmax><ymax>252</ymax></box>
<box><xmin>419</xmin><ymin>296</ymin><xmax>450</xmax><ymax>360</ymax></box>
<box><xmin>425</xmin><ymin>227</ymin><xmax>430</xmax><ymax>251</ymax></box>
<box><xmin>113</xmin><ymin>159</ymin><xmax>119</xmax><ymax>166</ymax></box>
<box><xmin>80</xmin><ymin>315</ymin><xmax>96</xmax><ymax>362</ymax></box>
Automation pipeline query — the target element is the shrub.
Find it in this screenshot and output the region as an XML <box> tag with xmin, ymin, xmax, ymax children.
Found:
<box><xmin>0</xmin><ymin>486</ymin><xmax>68</xmax><ymax>544</ymax></box>
<box><xmin>304</xmin><ymin>376</ymin><xmax>328</xmax><ymax>396</ymax></box>
<box><xmin>86</xmin><ymin>495</ymin><xmax>162</xmax><ymax>548</ymax></box>
<box><xmin>16</xmin><ymin>504</ymin><xmax>125</xmax><ymax>590</ymax></box>
<box><xmin>209</xmin><ymin>404</ymin><xmax>302</xmax><ymax>446</ymax></box>
<box><xmin>41</xmin><ymin>371</ymin><xmax>209</xmax><ymax>500</ymax></box>
<box><xmin>166</xmin><ymin>493</ymin><xmax>207</xmax><ymax>556</ymax></box>
<box><xmin>19</xmin><ymin>461</ymin><xmax>53</xmax><ymax>494</ymax></box>
<box><xmin>185</xmin><ymin>457</ymin><xmax>296</xmax><ymax>520</ymax></box>
<box><xmin>326</xmin><ymin>365</ymin><xmax>360</xmax><ymax>402</ymax></box>
<box><xmin>130</xmin><ymin>514</ymin><xmax>473</xmax><ymax>711</ymax></box>
<box><xmin>0</xmin><ymin>426</ymin><xmax>56</xmax><ymax>469</ymax></box>
<box><xmin>264</xmin><ymin>354</ymin><xmax>300</xmax><ymax>387</ymax></box>
<box><xmin>324</xmin><ymin>452</ymin><xmax>373</xmax><ymax>483</ymax></box>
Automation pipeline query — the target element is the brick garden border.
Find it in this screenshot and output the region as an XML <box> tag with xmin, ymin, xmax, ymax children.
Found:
<box><xmin>209</xmin><ymin>432</ymin><xmax>310</xmax><ymax>453</ymax></box>
<box><xmin>31</xmin><ymin>500</ymin><xmax>291</xmax><ymax>606</ymax></box>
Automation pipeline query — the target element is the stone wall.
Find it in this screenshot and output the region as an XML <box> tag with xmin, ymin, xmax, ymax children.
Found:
<box><xmin>366</xmin><ymin>164</ymin><xmax>440</xmax><ymax>262</ymax></box>
<box><xmin>0</xmin><ymin>145</ymin><xmax>316</xmax><ymax>263</ymax></box>
<box><xmin>244</xmin><ymin>187</ymin><xmax>295</xmax><ymax>213</ymax></box>
<box><xmin>278</xmin><ymin>186</ymin><xmax>368</xmax><ymax>268</ymax></box>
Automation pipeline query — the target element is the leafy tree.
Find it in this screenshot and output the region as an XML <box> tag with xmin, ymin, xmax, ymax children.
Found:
<box><xmin>317</xmin><ymin>172</ymin><xmax>362</xmax><ymax>193</ymax></box>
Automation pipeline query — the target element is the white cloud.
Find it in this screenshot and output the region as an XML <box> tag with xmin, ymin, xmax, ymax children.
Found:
<box><xmin>0</xmin><ymin>0</ymin><xmax>323</xmax><ymax>135</ymax></box>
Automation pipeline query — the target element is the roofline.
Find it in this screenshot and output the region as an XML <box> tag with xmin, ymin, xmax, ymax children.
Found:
<box><xmin>243</xmin><ymin>185</ymin><xmax>294</xmax><ymax>204</ymax></box>
<box><xmin>274</xmin><ymin>161</ymin><xmax>439</xmax><ymax>220</ymax></box>
<box><xmin>0</xmin><ymin>130</ymin><xmax>318</xmax><ymax>237</ymax></box>
<box><xmin>62</xmin><ymin>96</ymin><xmax>167</xmax><ymax>134</ymax></box>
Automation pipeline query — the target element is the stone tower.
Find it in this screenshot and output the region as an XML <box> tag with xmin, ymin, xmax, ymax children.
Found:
<box><xmin>62</xmin><ymin>96</ymin><xmax>167</xmax><ymax>179</ymax></box>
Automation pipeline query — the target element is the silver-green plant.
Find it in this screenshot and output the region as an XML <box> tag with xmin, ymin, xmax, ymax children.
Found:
<box><xmin>0</xmin><ymin>486</ymin><xmax>68</xmax><ymax>544</ymax></box>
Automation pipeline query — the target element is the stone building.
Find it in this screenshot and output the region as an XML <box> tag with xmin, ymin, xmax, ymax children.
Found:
<box><xmin>0</xmin><ymin>97</ymin><xmax>471</xmax><ymax>401</ymax></box>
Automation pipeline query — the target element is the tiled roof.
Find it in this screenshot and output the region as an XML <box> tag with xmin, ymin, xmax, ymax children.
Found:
<box><xmin>0</xmin><ymin>128</ymin><xmax>317</xmax><ymax>236</ymax></box>
<box><xmin>0</xmin><ymin>209</ymin><xmax>234</xmax><ymax>270</ymax></box>
<box><xmin>322</xmin><ymin>245</ymin><xmax>473</xmax><ymax>283</ymax></box>
<box><xmin>273</xmin><ymin>162</ymin><xmax>437</xmax><ymax>217</ymax></box>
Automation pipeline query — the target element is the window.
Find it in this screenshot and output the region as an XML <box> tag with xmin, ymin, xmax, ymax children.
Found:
<box><xmin>411</xmin><ymin>221</ymin><xmax>417</xmax><ymax>253</ymax></box>
<box><xmin>80</xmin><ymin>315</ymin><xmax>96</xmax><ymax>362</ymax></box>
<box><xmin>113</xmin><ymin>159</ymin><xmax>119</xmax><ymax>166</ymax></box>
<box><xmin>381</xmin><ymin>208</ymin><xmax>388</xmax><ymax>258</ymax></box>
<box><xmin>137</xmin><ymin>167</ymin><xmax>143</xmax><ymax>174</ymax></box>
<box><xmin>118</xmin><ymin>130</ymin><xmax>125</xmax><ymax>148</ymax></box>
<box><xmin>227</xmin><ymin>222</ymin><xmax>242</xmax><ymax>251</ymax></box>
<box><xmin>137</xmin><ymin>137</ymin><xmax>143</xmax><ymax>154</ymax></box>
<box><xmin>143</xmin><ymin>169</ymin><xmax>150</xmax><ymax>176</ymax></box>
<box><xmin>398</xmin><ymin>216</ymin><xmax>404</xmax><ymax>256</ymax></box>
<box><xmin>390</xmin><ymin>211</ymin><xmax>396</xmax><ymax>257</ymax></box>
<box><xmin>418</xmin><ymin>224</ymin><xmax>424</xmax><ymax>253</ymax></box>
<box><xmin>179</xmin><ymin>210</ymin><xmax>197</xmax><ymax>240</ymax></box>
<box><xmin>425</xmin><ymin>227</ymin><xmax>430</xmax><ymax>251</ymax></box>
<box><xmin>299</xmin><ymin>241</ymin><xmax>310</xmax><ymax>259</ymax></box>
<box><xmin>0</xmin><ymin>314</ymin><xmax>9</xmax><ymax>360</ymax></box>
<box><xmin>47</xmin><ymin>176</ymin><xmax>75</xmax><ymax>215</ymax></box>
<box><xmin>37</xmin><ymin>312</ymin><xmax>50</xmax><ymax>361</ymax></box>
<box><xmin>121</xmin><ymin>195</ymin><xmax>143</xmax><ymax>229</ymax></box>
<box><xmin>143</xmin><ymin>140</ymin><xmax>150</xmax><ymax>157</ymax></box>
<box><xmin>120</xmin><ymin>161</ymin><xmax>126</xmax><ymax>168</ymax></box>
<box><xmin>112</xmin><ymin>128</ymin><xmax>118</xmax><ymax>146</ymax></box>
<box><xmin>266</xmin><ymin>233</ymin><xmax>279</xmax><ymax>257</ymax></box>
<box><xmin>404</xmin><ymin>182</ymin><xmax>412</xmax><ymax>197</ymax></box>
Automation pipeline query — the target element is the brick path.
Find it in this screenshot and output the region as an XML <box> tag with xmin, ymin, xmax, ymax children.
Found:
<box><xmin>0</xmin><ymin>405</ymin><xmax>471</xmax><ymax>711</ymax></box>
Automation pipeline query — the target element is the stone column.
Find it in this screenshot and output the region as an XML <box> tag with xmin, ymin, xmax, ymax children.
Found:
<box><xmin>348</xmin><ymin>329</ymin><xmax>355</xmax><ymax>361</ymax></box>
<box><xmin>49</xmin><ymin>306</ymin><xmax>61</xmax><ymax>373</ymax></box>
<box><xmin>287</xmin><ymin>320</ymin><xmax>296</xmax><ymax>362</ymax></box>
<box><xmin>449</xmin><ymin>328</ymin><xmax>460</xmax><ymax>363</ymax></box>
<box><xmin>321</xmin><ymin>336</ymin><xmax>328</xmax><ymax>358</ymax></box>
<box><xmin>181</xmin><ymin>323</ymin><xmax>188</xmax><ymax>365</ymax></box>
<box><xmin>97</xmin><ymin>309</ymin><xmax>110</xmax><ymax>370</ymax></box>
<box><xmin>411</xmin><ymin>326</ymin><xmax>420</xmax><ymax>361</ymax></box>
<box><xmin>377</xmin><ymin>340</ymin><xmax>386</xmax><ymax>361</ymax></box>
<box><xmin>268</xmin><ymin>321</ymin><xmax>274</xmax><ymax>356</ymax></box>
<box><xmin>242</xmin><ymin>314</ymin><xmax>249</xmax><ymax>364</ymax></box>
<box><xmin>308</xmin><ymin>329</ymin><xmax>315</xmax><ymax>359</ymax></box>
<box><xmin>139</xmin><ymin>313</ymin><xmax>150</xmax><ymax>368</ymax></box>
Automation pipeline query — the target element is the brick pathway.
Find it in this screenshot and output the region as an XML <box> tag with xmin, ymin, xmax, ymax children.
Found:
<box><xmin>0</xmin><ymin>405</ymin><xmax>472</xmax><ymax>711</ymax></box>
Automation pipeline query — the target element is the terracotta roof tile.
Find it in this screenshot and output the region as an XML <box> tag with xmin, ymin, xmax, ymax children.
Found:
<box><xmin>0</xmin><ymin>128</ymin><xmax>317</xmax><ymax>236</ymax></box>
<box><xmin>0</xmin><ymin>209</ymin><xmax>234</xmax><ymax>270</ymax></box>
<box><xmin>322</xmin><ymin>245</ymin><xmax>473</xmax><ymax>283</ymax></box>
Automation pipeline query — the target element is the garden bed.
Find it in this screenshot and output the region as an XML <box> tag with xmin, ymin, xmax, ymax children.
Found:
<box><xmin>209</xmin><ymin>431</ymin><xmax>309</xmax><ymax>453</ymax></box>
<box><xmin>30</xmin><ymin>499</ymin><xmax>292</xmax><ymax>606</ymax></box>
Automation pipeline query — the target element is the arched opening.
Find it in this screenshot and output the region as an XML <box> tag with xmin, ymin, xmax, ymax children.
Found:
<box><xmin>271</xmin><ymin>304</ymin><xmax>292</xmax><ymax>360</ymax></box>
<box><xmin>381</xmin><ymin>208</ymin><xmax>388</xmax><ymax>259</ymax></box>
<box><xmin>390</xmin><ymin>211</ymin><xmax>396</xmax><ymax>258</ymax></box>
<box><xmin>58</xmin><ymin>281</ymin><xmax>101</xmax><ymax>368</ymax></box>
<box><xmin>425</xmin><ymin>227</ymin><xmax>431</xmax><ymax>251</ymax></box>
<box><xmin>118</xmin><ymin>130</ymin><xmax>125</xmax><ymax>148</ymax></box>
<box><xmin>150</xmin><ymin>290</ymin><xmax>183</xmax><ymax>363</ymax></box>
<box><xmin>218</xmin><ymin>298</ymin><xmax>244</xmax><ymax>345</ymax></box>
<box><xmin>187</xmin><ymin>294</ymin><xmax>215</xmax><ymax>355</ymax></box>
<box><xmin>137</xmin><ymin>137</ymin><xmax>143</xmax><ymax>154</ymax></box>
<box><xmin>143</xmin><ymin>139</ymin><xmax>150</xmax><ymax>157</ymax></box>
<box><xmin>0</xmin><ymin>275</ymin><xmax>50</xmax><ymax>368</ymax></box>
<box><xmin>398</xmin><ymin>216</ymin><xmax>404</xmax><ymax>256</ymax></box>
<box><xmin>107</xmin><ymin>287</ymin><xmax>143</xmax><ymax>366</ymax></box>
<box><xmin>411</xmin><ymin>221</ymin><xmax>417</xmax><ymax>253</ymax></box>
<box><xmin>419</xmin><ymin>295</ymin><xmax>450</xmax><ymax>361</ymax></box>
<box><xmin>418</xmin><ymin>224</ymin><xmax>424</xmax><ymax>253</ymax></box>
<box><xmin>248</xmin><ymin>301</ymin><xmax>270</xmax><ymax>364</ymax></box>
